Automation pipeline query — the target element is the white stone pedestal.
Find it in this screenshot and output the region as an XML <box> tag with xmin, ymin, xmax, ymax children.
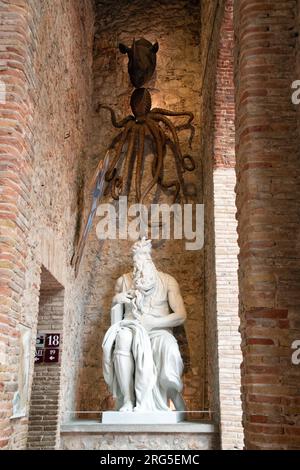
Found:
<box><xmin>102</xmin><ymin>411</ymin><xmax>185</xmax><ymax>425</ymax></box>
<box><xmin>61</xmin><ymin>420</ymin><xmax>218</xmax><ymax>450</ymax></box>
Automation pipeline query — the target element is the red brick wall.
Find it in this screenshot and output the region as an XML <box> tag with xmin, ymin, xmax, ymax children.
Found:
<box><xmin>213</xmin><ymin>0</ymin><xmax>243</xmax><ymax>449</ymax></box>
<box><xmin>234</xmin><ymin>0</ymin><xmax>300</xmax><ymax>449</ymax></box>
<box><xmin>201</xmin><ymin>0</ymin><xmax>225</xmax><ymax>435</ymax></box>
<box><xmin>0</xmin><ymin>0</ymin><xmax>95</xmax><ymax>450</ymax></box>
<box><xmin>0</xmin><ymin>0</ymin><xmax>36</xmax><ymax>449</ymax></box>
<box><xmin>214</xmin><ymin>0</ymin><xmax>235</xmax><ymax>170</ymax></box>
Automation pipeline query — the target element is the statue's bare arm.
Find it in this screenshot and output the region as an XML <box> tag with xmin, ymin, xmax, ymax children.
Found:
<box><xmin>112</xmin><ymin>276</ymin><xmax>124</xmax><ymax>305</ymax></box>
<box><xmin>111</xmin><ymin>277</ymin><xmax>124</xmax><ymax>325</ymax></box>
<box><xmin>111</xmin><ymin>276</ymin><xmax>136</xmax><ymax>325</ymax></box>
<box><xmin>142</xmin><ymin>276</ymin><xmax>186</xmax><ymax>330</ymax></box>
<box><xmin>112</xmin><ymin>276</ymin><xmax>133</xmax><ymax>306</ymax></box>
<box><xmin>167</xmin><ymin>278</ymin><xmax>187</xmax><ymax>326</ymax></box>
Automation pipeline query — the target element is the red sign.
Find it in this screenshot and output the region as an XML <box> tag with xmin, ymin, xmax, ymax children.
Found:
<box><xmin>44</xmin><ymin>348</ymin><xmax>59</xmax><ymax>363</ymax></box>
<box><xmin>35</xmin><ymin>332</ymin><xmax>61</xmax><ymax>365</ymax></box>
<box><xmin>35</xmin><ymin>348</ymin><xmax>44</xmax><ymax>364</ymax></box>
<box><xmin>45</xmin><ymin>334</ymin><xmax>60</xmax><ymax>349</ymax></box>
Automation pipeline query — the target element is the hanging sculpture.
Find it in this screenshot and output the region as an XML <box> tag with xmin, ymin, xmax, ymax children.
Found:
<box><xmin>98</xmin><ymin>88</ymin><xmax>195</xmax><ymax>205</ymax></box>
<box><xmin>119</xmin><ymin>38</ymin><xmax>159</xmax><ymax>88</ymax></box>
<box><xmin>73</xmin><ymin>38</ymin><xmax>196</xmax><ymax>274</ymax></box>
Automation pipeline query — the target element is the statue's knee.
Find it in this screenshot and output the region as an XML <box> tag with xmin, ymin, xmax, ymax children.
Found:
<box><xmin>115</xmin><ymin>328</ymin><xmax>133</xmax><ymax>351</ymax></box>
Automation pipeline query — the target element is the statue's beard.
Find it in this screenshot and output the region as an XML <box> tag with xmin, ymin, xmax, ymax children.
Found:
<box><xmin>130</xmin><ymin>262</ymin><xmax>158</xmax><ymax>319</ymax></box>
<box><xmin>136</xmin><ymin>281</ymin><xmax>155</xmax><ymax>296</ymax></box>
<box><xmin>133</xmin><ymin>263</ymin><xmax>157</xmax><ymax>297</ymax></box>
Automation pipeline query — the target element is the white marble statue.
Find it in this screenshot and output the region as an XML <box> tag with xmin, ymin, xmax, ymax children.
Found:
<box><xmin>102</xmin><ymin>238</ymin><xmax>187</xmax><ymax>413</ymax></box>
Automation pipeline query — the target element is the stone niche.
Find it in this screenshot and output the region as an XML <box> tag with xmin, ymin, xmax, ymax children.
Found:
<box><xmin>75</xmin><ymin>0</ymin><xmax>207</xmax><ymax>423</ymax></box>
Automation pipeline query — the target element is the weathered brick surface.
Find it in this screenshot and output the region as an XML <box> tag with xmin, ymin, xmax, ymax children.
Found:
<box><xmin>214</xmin><ymin>0</ymin><xmax>235</xmax><ymax>169</ymax></box>
<box><xmin>0</xmin><ymin>0</ymin><xmax>94</xmax><ymax>449</ymax></box>
<box><xmin>0</xmin><ymin>0</ymin><xmax>37</xmax><ymax>450</ymax></box>
<box><xmin>213</xmin><ymin>1</ymin><xmax>243</xmax><ymax>450</ymax></box>
<box><xmin>234</xmin><ymin>0</ymin><xmax>300</xmax><ymax>449</ymax></box>
<box><xmin>202</xmin><ymin>0</ymin><xmax>243</xmax><ymax>449</ymax></box>
<box><xmin>213</xmin><ymin>167</ymin><xmax>243</xmax><ymax>450</ymax></box>
<box><xmin>23</xmin><ymin>0</ymin><xmax>95</xmax><ymax>450</ymax></box>
<box><xmin>201</xmin><ymin>0</ymin><xmax>225</xmax><ymax>437</ymax></box>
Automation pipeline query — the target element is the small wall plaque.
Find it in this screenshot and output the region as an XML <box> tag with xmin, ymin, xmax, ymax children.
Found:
<box><xmin>34</xmin><ymin>348</ymin><xmax>44</xmax><ymax>364</ymax></box>
<box><xmin>44</xmin><ymin>348</ymin><xmax>59</xmax><ymax>363</ymax></box>
<box><xmin>35</xmin><ymin>332</ymin><xmax>61</xmax><ymax>365</ymax></box>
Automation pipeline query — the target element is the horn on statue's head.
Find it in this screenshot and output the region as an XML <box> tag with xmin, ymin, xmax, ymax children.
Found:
<box><xmin>132</xmin><ymin>237</ymin><xmax>152</xmax><ymax>257</ymax></box>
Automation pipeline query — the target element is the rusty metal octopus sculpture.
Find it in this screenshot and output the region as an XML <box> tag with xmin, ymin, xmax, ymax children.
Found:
<box><xmin>98</xmin><ymin>86</ymin><xmax>195</xmax><ymax>204</ymax></box>
<box><xmin>73</xmin><ymin>38</ymin><xmax>196</xmax><ymax>274</ymax></box>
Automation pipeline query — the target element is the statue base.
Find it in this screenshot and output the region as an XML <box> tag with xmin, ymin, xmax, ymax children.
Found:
<box><xmin>102</xmin><ymin>411</ymin><xmax>184</xmax><ymax>425</ymax></box>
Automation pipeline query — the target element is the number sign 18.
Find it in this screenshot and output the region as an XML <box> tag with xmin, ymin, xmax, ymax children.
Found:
<box><xmin>45</xmin><ymin>333</ymin><xmax>60</xmax><ymax>348</ymax></box>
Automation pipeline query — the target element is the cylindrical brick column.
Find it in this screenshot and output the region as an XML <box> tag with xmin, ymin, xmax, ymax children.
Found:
<box><xmin>234</xmin><ymin>0</ymin><xmax>300</xmax><ymax>449</ymax></box>
<box><xmin>213</xmin><ymin>0</ymin><xmax>243</xmax><ymax>450</ymax></box>
<box><xmin>0</xmin><ymin>0</ymin><xmax>36</xmax><ymax>449</ymax></box>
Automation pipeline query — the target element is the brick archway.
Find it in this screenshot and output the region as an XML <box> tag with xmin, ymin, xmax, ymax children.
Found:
<box><xmin>203</xmin><ymin>0</ymin><xmax>243</xmax><ymax>450</ymax></box>
<box><xmin>234</xmin><ymin>0</ymin><xmax>300</xmax><ymax>450</ymax></box>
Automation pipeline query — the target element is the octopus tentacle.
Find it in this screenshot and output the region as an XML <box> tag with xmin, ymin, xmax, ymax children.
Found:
<box><xmin>150</xmin><ymin>108</ymin><xmax>195</xmax><ymax>144</ymax></box>
<box><xmin>149</xmin><ymin>114</ymin><xmax>196</xmax><ymax>172</ymax></box>
<box><xmin>159</xmin><ymin>177</ymin><xmax>181</xmax><ymax>203</ymax></box>
<box><xmin>97</xmin><ymin>104</ymin><xmax>134</xmax><ymax>128</ymax></box>
<box><xmin>112</xmin><ymin>177</ymin><xmax>123</xmax><ymax>200</ymax></box>
<box><xmin>90</xmin><ymin>130</ymin><xmax>125</xmax><ymax>190</ymax></box>
<box><xmin>150</xmin><ymin>126</ymin><xmax>181</xmax><ymax>203</ymax></box>
<box><xmin>165</xmin><ymin>137</ymin><xmax>189</xmax><ymax>204</ymax></box>
<box><xmin>121</xmin><ymin>125</ymin><xmax>137</xmax><ymax>196</ymax></box>
<box><xmin>161</xmin><ymin>136</ymin><xmax>187</xmax><ymax>202</ymax></box>
<box><xmin>150</xmin><ymin>109</ymin><xmax>195</xmax><ymax>147</ymax></box>
<box><xmin>182</xmin><ymin>154</ymin><xmax>196</xmax><ymax>172</ymax></box>
<box><xmin>141</xmin><ymin>118</ymin><xmax>163</xmax><ymax>205</ymax></box>
<box><xmin>150</xmin><ymin>125</ymin><xmax>165</xmax><ymax>177</ymax></box>
<box><xmin>105</xmin><ymin>120</ymin><xmax>134</xmax><ymax>181</ymax></box>
<box><xmin>157</xmin><ymin>124</ymin><xmax>167</xmax><ymax>150</ymax></box>
<box><xmin>150</xmin><ymin>108</ymin><xmax>194</xmax><ymax>126</ymax></box>
<box><xmin>149</xmin><ymin>113</ymin><xmax>183</xmax><ymax>163</ymax></box>
<box><xmin>175</xmin><ymin>122</ymin><xmax>195</xmax><ymax>149</ymax></box>
<box><xmin>135</xmin><ymin>124</ymin><xmax>145</xmax><ymax>202</ymax></box>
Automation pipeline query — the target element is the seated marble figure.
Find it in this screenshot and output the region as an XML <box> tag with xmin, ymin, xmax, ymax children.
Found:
<box><xmin>102</xmin><ymin>238</ymin><xmax>187</xmax><ymax>412</ymax></box>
